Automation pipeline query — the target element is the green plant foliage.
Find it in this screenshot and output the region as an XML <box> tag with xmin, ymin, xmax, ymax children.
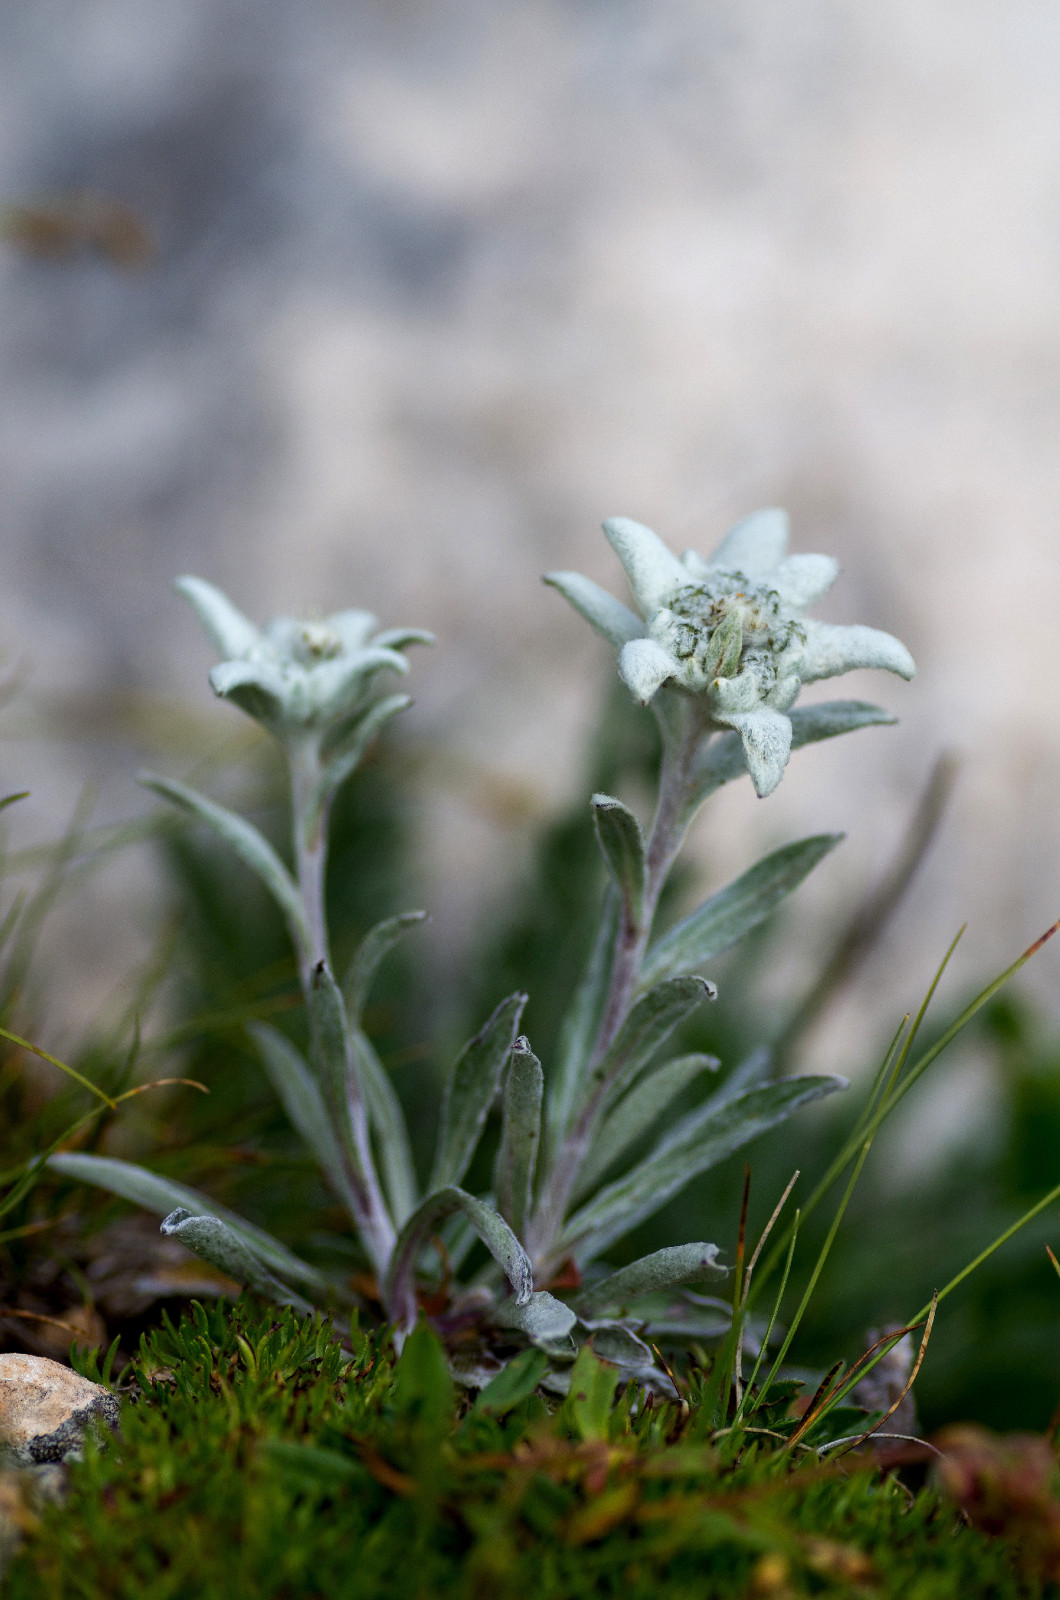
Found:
<box><xmin>4</xmin><ymin>1301</ymin><xmax>1045</xmax><ymax>1599</ymax></box>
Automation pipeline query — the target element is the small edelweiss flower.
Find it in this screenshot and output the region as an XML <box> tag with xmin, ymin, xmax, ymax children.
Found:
<box><xmin>176</xmin><ymin>576</ymin><xmax>433</xmax><ymax>734</ymax></box>
<box><xmin>545</xmin><ymin>509</ymin><xmax>914</xmax><ymax>798</ymax></box>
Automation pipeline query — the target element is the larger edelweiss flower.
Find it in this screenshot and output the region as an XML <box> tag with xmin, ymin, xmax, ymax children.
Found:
<box><xmin>546</xmin><ymin>509</ymin><xmax>914</xmax><ymax>798</ymax></box>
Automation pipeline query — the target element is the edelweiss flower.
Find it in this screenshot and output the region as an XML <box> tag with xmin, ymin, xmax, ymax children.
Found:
<box><xmin>545</xmin><ymin>509</ymin><xmax>914</xmax><ymax>798</ymax></box>
<box><xmin>177</xmin><ymin>576</ymin><xmax>433</xmax><ymax>735</ymax></box>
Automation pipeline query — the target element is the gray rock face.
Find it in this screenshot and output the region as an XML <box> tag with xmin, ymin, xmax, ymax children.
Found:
<box><xmin>0</xmin><ymin>1354</ymin><xmax>120</xmax><ymax>1466</ymax></box>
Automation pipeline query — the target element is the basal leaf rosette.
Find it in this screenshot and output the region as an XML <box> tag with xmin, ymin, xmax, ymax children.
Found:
<box><xmin>546</xmin><ymin>509</ymin><xmax>915</xmax><ymax>798</ymax></box>
<box><xmin>176</xmin><ymin>576</ymin><xmax>433</xmax><ymax>738</ymax></box>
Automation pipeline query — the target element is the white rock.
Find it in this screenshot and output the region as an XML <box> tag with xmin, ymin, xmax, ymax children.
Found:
<box><xmin>0</xmin><ymin>1354</ymin><xmax>120</xmax><ymax>1466</ymax></box>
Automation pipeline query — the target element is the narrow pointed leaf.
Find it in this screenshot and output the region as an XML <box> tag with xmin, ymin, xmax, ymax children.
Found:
<box><xmin>46</xmin><ymin>1152</ymin><xmax>328</xmax><ymax>1291</ymax></box>
<box><xmin>430</xmin><ymin>993</ymin><xmax>526</xmax><ymax>1192</ymax></box>
<box><xmin>559</xmin><ymin>1076</ymin><xmax>845</xmax><ymax>1262</ymax></box>
<box><xmin>175</xmin><ymin>575</ymin><xmax>260</xmax><ymax>658</ymax></box>
<box><xmin>586</xmin><ymin>976</ymin><xmax>714</xmax><ymax>1111</ymax></box>
<box><xmin>352</xmin><ymin>1026</ymin><xmax>418</xmax><ymax>1226</ymax></box>
<box><xmin>159</xmin><ymin>1209</ymin><xmax>314</xmax><ymax>1313</ymax></box>
<box><xmin>592</xmin><ymin>794</ymin><xmax>646</xmax><ymax>923</ymax></box>
<box><xmin>494</xmin><ymin>1038</ymin><xmax>543</xmax><ymax>1236</ymax></box>
<box><xmin>307</xmin><ymin>962</ymin><xmax>365</xmax><ymax>1177</ymax></box>
<box><xmin>311</xmin><ymin>693</ymin><xmax>412</xmax><ymax>830</ymax></box>
<box><xmin>571</xmin><ymin>1053</ymin><xmax>719</xmax><ymax>1201</ymax></box>
<box><xmin>384</xmin><ymin>1187</ymin><xmax>533</xmax><ymax>1315</ymax></box>
<box><xmin>584</xmin><ymin>1323</ymin><xmax>655</xmax><ymax>1369</ymax></box>
<box><xmin>249</xmin><ymin>1022</ymin><xmax>354</xmax><ymax>1207</ymax></box>
<box><xmin>640</xmin><ymin>835</ymin><xmax>842</xmax><ymax>989</ymax></box>
<box><xmin>494</xmin><ymin>1290</ymin><xmax>577</xmax><ymax>1343</ymax></box>
<box><xmin>687</xmin><ymin>702</ymin><xmax>896</xmax><ymax>816</ymax></box>
<box><xmin>344</xmin><ymin>910</ymin><xmax>428</xmax><ymax>1024</ymax></box>
<box><xmin>543</xmin><ymin>571</ymin><xmax>644</xmax><ymax>647</ymax></box>
<box><xmin>139</xmin><ymin>773</ymin><xmax>310</xmax><ymax>962</ymax></box>
<box><xmin>546</xmin><ymin>886</ymin><xmax>618</xmax><ymax>1159</ymax></box>
<box><xmin>574</xmin><ymin>1244</ymin><xmax>726</xmax><ymax>1317</ymax></box>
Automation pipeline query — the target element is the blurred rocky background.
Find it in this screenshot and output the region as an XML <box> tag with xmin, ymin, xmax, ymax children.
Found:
<box><xmin>1</xmin><ymin>0</ymin><xmax>1059</xmax><ymax>1155</ymax></box>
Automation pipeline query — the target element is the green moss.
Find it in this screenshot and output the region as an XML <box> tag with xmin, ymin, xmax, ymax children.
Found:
<box><xmin>5</xmin><ymin>1300</ymin><xmax>1046</xmax><ymax>1599</ymax></box>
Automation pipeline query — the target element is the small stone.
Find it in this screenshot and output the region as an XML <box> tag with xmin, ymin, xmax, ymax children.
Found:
<box><xmin>0</xmin><ymin>1354</ymin><xmax>120</xmax><ymax>1466</ymax></box>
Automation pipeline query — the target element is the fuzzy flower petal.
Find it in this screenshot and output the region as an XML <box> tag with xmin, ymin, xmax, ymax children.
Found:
<box><xmin>714</xmin><ymin>708</ymin><xmax>793</xmax><ymax>798</ymax></box>
<box><xmin>800</xmin><ymin>620</ymin><xmax>915</xmax><ymax>685</ymax></box>
<box><xmin>619</xmin><ymin>637</ymin><xmax>680</xmax><ymax>703</ymax></box>
<box><xmin>708</xmin><ymin>508</ymin><xmax>789</xmax><ymax>577</ymax></box>
<box><xmin>208</xmin><ymin>659</ymin><xmax>288</xmax><ymax>722</ymax></box>
<box><xmin>373</xmin><ymin>626</ymin><xmax>436</xmax><ymax>651</ymax></box>
<box><xmin>544</xmin><ymin>571</ymin><xmax>644</xmax><ymax>647</ymax></box>
<box><xmin>177</xmin><ymin>576</ymin><xmax>261</xmax><ymax>659</ymax></box>
<box><xmin>771</xmin><ymin>554</ymin><xmax>839</xmax><ymax>609</ymax></box>
<box><xmin>325</xmin><ymin>609</ymin><xmax>381</xmax><ymax>651</ymax></box>
<box><xmin>603</xmin><ymin>516</ymin><xmax>690</xmax><ymax>614</ymax></box>
<box><xmin>308</xmin><ymin>647</ymin><xmax>410</xmax><ymax>720</ymax></box>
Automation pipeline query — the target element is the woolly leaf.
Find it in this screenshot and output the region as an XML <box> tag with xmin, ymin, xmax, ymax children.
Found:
<box><xmin>139</xmin><ymin>773</ymin><xmax>310</xmax><ymax>962</ymax></box>
<box><xmin>494</xmin><ymin>1038</ymin><xmax>543</xmax><ymax>1237</ymax></box>
<box><xmin>47</xmin><ymin>1152</ymin><xmax>327</xmax><ymax>1291</ymax></box>
<box><xmin>159</xmin><ymin>1209</ymin><xmax>314</xmax><ymax>1314</ymax></box>
<box><xmin>640</xmin><ymin>834</ymin><xmax>842</xmax><ymax>989</ymax></box>
<box><xmin>430</xmin><ymin>993</ymin><xmax>526</xmax><ymax>1191</ymax></box>
<box><xmin>384</xmin><ymin>1187</ymin><xmax>532</xmax><ymax>1320</ymax></box>
<box><xmin>586</xmin><ymin>975</ymin><xmax>714</xmax><ymax>1111</ymax></box>
<box><xmin>572</xmin><ymin>1053</ymin><xmax>719</xmax><ymax>1202</ymax></box>
<box><xmin>343</xmin><ymin>910</ymin><xmax>428</xmax><ymax>1025</ymax></box>
<box><xmin>559</xmin><ymin>1076</ymin><xmax>846</xmax><ymax>1262</ymax></box>
<box><xmin>574</xmin><ymin>1244</ymin><xmax>726</xmax><ymax>1318</ymax></box>
<box><xmin>591</xmin><ymin>794</ymin><xmax>646</xmax><ymax>923</ymax></box>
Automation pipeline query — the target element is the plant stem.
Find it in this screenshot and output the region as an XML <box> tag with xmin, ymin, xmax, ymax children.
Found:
<box><xmin>287</xmin><ymin>733</ymin><xmax>331</xmax><ymax>986</ymax></box>
<box><xmin>529</xmin><ymin>696</ymin><xmax>706</xmax><ymax>1267</ymax></box>
<box><xmin>286</xmin><ymin>730</ymin><xmax>397</xmax><ymax>1285</ymax></box>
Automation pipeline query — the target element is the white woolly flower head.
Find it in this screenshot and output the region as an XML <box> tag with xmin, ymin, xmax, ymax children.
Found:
<box><xmin>176</xmin><ymin>576</ymin><xmax>433</xmax><ymax>735</ymax></box>
<box><xmin>545</xmin><ymin>509</ymin><xmax>914</xmax><ymax>798</ymax></box>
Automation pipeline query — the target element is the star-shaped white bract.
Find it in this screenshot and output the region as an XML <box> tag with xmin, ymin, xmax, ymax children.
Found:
<box><xmin>177</xmin><ymin>576</ymin><xmax>433</xmax><ymax>736</ymax></box>
<box><xmin>545</xmin><ymin>509</ymin><xmax>914</xmax><ymax>798</ymax></box>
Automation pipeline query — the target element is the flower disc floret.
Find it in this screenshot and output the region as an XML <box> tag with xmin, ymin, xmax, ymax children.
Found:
<box><xmin>545</xmin><ymin>508</ymin><xmax>914</xmax><ymax>798</ymax></box>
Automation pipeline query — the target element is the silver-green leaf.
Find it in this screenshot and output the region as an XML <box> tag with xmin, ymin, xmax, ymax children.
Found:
<box><xmin>139</xmin><ymin>773</ymin><xmax>311</xmax><ymax>963</ymax></box>
<box><xmin>352</xmin><ymin>1026</ymin><xmax>418</xmax><ymax>1227</ymax></box>
<box><xmin>430</xmin><ymin>993</ymin><xmax>526</xmax><ymax>1192</ymax></box>
<box><xmin>574</xmin><ymin>1244</ymin><xmax>726</xmax><ymax>1317</ymax></box>
<box><xmin>586</xmin><ymin>976</ymin><xmax>714</xmax><ymax>1111</ymax></box>
<box><xmin>494</xmin><ymin>1290</ymin><xmax>577</xmax><ymax>1343</ymax></box>
<box><xmin>559</xmin><ymin>1075</ymin><xmax>846</xmax><ymax>1262</ymax></box>
<box><xmin>494</xmin><ymin>1038</ymin><xmax>543</xmax><ymax>1237</ymax></box>
<box><xmin>686</xmin><ymin>701</ymin><xmax>896</xmax><ymax>817</ymax></box>
<box><xmin>249</xmin><ymin>1021</ymin><xmax>355</xmax><ymax>1209</ymax></box>
<box><xmin>640</xmin><ymin>834</ymin><xmax>843</xmax><ymax>989</ymax></box>
<box><xmin>307</xmin><ymin>962</ymin><xmax>366</xmax><ymax>1177</ymax></box>
<box><xmin>343</xmin><ymin>910</ymin><xmax>428</xmax><ymax>1025</ymax></box>
<box><xmin>308</xmin><ymin>693</ymin><xmax>412</xmax><ymax>835</ymax></box>
<box><xmin>546</xmin><ymin>886</ymin><xmax>618</xmax><ymax>1161</ymax></box>
<box><xmin>571</xmin><ymin>1053</ymin><xmax>719</xmax><ymax>1202</ymax></box>
<box><xmin>160</xmin><ymin>1209</ymin><xmax>314</xmax><ymax>1314</ymax></box>
<box><xmin>591</xmin><ymin>794</ymin><xmax>646</xmax><ymax>924</ymax></box>
<box><xmin>384</xmin><ymin>1187</ymin><xmax>533</xmax><ymax>1317</ymax></box>
<box><xmin>47</xmin><ymin>1152</ymin><xmax>328</xmax><ymax>1292</ymax></box>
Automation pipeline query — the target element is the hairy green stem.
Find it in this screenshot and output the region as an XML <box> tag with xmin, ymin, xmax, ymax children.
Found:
<box><xmin>529</xmin><ymin>698</ymin><xmax>707</xmax><ymax>1268</ymax></box>
<box><xmin>286</xmin><ymin>731</ymin><xmax>397</xmax><ymax>1284</ymax></box>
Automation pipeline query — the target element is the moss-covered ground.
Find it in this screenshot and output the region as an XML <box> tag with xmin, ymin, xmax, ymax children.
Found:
<box><xmin>3</xmin><ymin>1298</ymin><xmax>1051</xmax><ymax>1599</ymax></box>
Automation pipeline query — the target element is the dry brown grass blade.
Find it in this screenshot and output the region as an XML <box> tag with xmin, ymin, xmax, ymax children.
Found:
<box><xmin>835</xmin><ymin>1293</ymin><xmax>938</xmax><ymax>1458</ymax></box>
<box><xmin>786</xmin><ymin>1305</ymin><xmax>934</xmax><ymax>1452</ymax></box>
